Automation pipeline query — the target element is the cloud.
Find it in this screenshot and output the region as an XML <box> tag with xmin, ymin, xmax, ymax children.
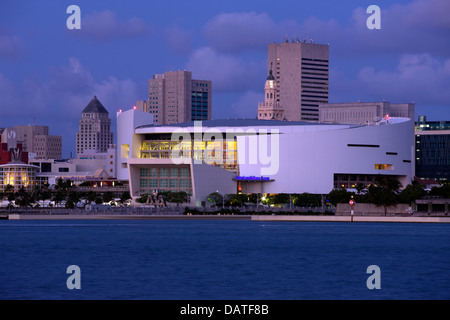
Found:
<box><xmin>203</xmin><ymin>12</ymin><xmax>283</xmax><ymax>53</ymax></box>
<box><xmin>357</xmin><ymin>54</ymin><xmax>450</xmax><ymax>105</ymax></box>
<box><xmin>230</xmin><ymin>91</ymin><xmax>263</xmax><ymax>118</ymax></box>
<box><xmin>75</xmin><ymin>10</ymin><xmax>152</xmax><ymax>41</ymax></box>
<box><xmin>186</xmin><ymin>46</ymin><xmax>264</xmax><ymax>92</ymax></box>
<box><xmin>0</xmin><ymin>58</ymin><xmax>140</xmax><ymax>156</ymax></box>
<box><xmin>164</xmin><ymin>25</ymin><xmax>193</xmax><ymax>56</ymax></box>
<box><xmin>0</xmin><ymin>33</ymin><xmax>26</xmax><ymax>60</ymax></box>
<box><xmin>201</xmin><ymin>0</ymin><xmax>450</xmax><ymax>58</ymax></box>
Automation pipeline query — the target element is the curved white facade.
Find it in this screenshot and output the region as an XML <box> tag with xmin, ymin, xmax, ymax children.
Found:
<box><xmin>237</xmin><ymin>118</ymin><xmax>414</xmax><ymax>194</ymax></box>
<box><xmin>116</xmin><ymin>109</ymin><xmax>414</xmax><ymax>205</ymax></box>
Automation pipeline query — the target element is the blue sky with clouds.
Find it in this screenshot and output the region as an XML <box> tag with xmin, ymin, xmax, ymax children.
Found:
<box><xmin>0</xmin><ymin>0</ymin><xmax>449</xmax><ymax>157</ymax></box>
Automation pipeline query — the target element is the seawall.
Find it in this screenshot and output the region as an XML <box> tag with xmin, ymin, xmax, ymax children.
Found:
<box><xmin>251</xmin><ymin>215</ymin><xmax>450</xmax><ymax>223</ymax></box>
<box><xmin>5</xmin><ymin>214</ymin><xmax>450</xmax><ymax>223</ymax></box>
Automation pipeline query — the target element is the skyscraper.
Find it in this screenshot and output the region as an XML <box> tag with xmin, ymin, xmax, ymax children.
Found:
<box><xmin>147</xmin><ymin>71</ymin><xmax>211</xmax><ymax>125</ymax></box>
<box><xmin>76</xmin><ymin>96</ymin><xmax>113</xmax><ymax>156</ymax></box>
<box><xmin>267</xmin><ymin>41</ymin><xmax>329</xmax><ymax>121</ymax></box>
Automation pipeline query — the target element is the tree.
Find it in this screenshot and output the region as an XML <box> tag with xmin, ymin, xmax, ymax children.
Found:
<box><xmin>207</xmin><ymin>192</ymin><xmax>223</xmax><ymax>207</ymax></box>
<box><xmin>5</xmin><ymin>184</ymin><xmax>14</xmax><ymax>194</ymax></box>
<box><xmin>267</xmin><ymin>193</ymin><xmax>290</xmax><ymax>206</ymax></box>
<box><xmin>102</xmin><ymin>191</ymin><xmax>114</xmax><ymax>204</ymax></box>
<box><xmin>398</xmin><ymin>183</ymin><xmax>426</xmax><ymax>204</ymax></box>
<box><xmin>327</xmin><ymin>188</ymin><xmax>353</xmax><ymax>207</ymax></box>
<box><xmin>67</xmin><ymin>191</ymin><xmax>81</xmax><ymax>208</ymax></box>
<box><xmin>86</xmin><ymin>191</ymin><xmax>96</xmax><ymax>204</ymax></box>
<box><xmin>120</xmin><ymin>191</ymin><xmax>131</xmax><ymax>206</ymax></box>
<box><xmin>429</xmin><ymin>182</ymin><xmax>450</xmax><ymax>198</ymax></box>
<box><xmin>65</xmin><ymin>199</ymin><xmax>76</xmax><ymax>209</ymax></box>
<box><xmin>160</xmin><ymin>191</ymin><xmax>188</xmax><ymax>204</ymax></box>
<box><xmin>355</xmin><ymin>183</ymin><xmax>365</xmax><ymax>195</ymax></box>
<box><xmin>135</xmin><ymin>193</ymin><xmax>149</xmax><ymax>204</ymax></box>
<box><xmin>247</xmin><ymin>193</ymin><xmax>261</xmax><ymax>205</ymax></box>
<box><xmin>95</xmin><ymin>197</ymin><xmax>103</xmax><ymax>205</ymax></box>
<box><xmin>293</xmin><ymin>193</ymin><xmax>322</xmax><ymax>207</ymax></box>
<box><xmin>225</xmin><ymin>193</ymin><xmax>248</xmax><ymax>207</ymax></box>
<box><xmin>367</xmin><ymin>176</ymin><xmax>401</xmax><ymax>216</ymax></box>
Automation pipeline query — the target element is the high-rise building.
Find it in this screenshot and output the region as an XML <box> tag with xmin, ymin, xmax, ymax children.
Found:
<box><xmin>415</xmin><ymin>115</ymin><xmax>450</xmax><ymax>181</ymax></box>
<box><xmin>147</xmin><ymin>71</ymin><xmax>211</xmax><ymax>125</ymax></box>
<box><xmin>267</xmin><ymin>41</ymin><xmax>329</xmax><ymax>121</ymax></box>
<box><xmin>76</xmin><ymin>96</ymin><xmax>113</xmax><ymax>156</ymax></box>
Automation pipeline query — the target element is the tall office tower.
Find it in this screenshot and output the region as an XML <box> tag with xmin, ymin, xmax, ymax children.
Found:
<box><xmin>76</xmin><ymin>96</ymin><xmax>113</xmax><ymax>156</ymax></box>
<box><xmin>267</xmin><ymin>41</ymin><xmax>329</xmax><ymax>121</ymax></box>
<box><xmin>147</xmin><ymin>71</ymin><xmax>212</xmax><ymax>125</ymax></box>
<box><xmin>257</xmin><ymin>65</ymin><xmax>284</xmax><ymax>120</ymax></box>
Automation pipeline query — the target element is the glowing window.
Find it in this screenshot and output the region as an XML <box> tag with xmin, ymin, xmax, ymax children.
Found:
<box><xmin>374</xmin><ymin>164</ymin><xmax>394</xmax><ymax>170</ymax></box>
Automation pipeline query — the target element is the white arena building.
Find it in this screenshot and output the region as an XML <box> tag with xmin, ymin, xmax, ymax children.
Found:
<box><xmin>117</xmin><ymin>108</ymin><xmax>414</xmax><ymax>206</ymax></box>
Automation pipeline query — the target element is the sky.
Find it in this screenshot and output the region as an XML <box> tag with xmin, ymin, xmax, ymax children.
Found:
<box><xmin>0</xmin><ymin>0</ymin><xmax>449</xmax><ymax>157</ymax></box>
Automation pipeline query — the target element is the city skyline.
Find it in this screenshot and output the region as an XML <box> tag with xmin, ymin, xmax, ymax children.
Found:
<box><xmin>0</xmin><ymin>0</ymin><xmax>449</xmax><ymax>157</ymax></box>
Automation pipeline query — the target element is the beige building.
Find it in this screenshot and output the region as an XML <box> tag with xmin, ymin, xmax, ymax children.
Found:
<box><xmin>147</xmin><ymin>71</ymin><xmax>212</xmax><ymax>125</ymax></box>
<box><xmin>267</xmin><ymin>40</ymin><xmax>329</xmax><ymax>122</ymax></box>
<box><xmin>319</xmin><ymin>101</ymin><xmax>415</xmax><ymax>125</ymax></box>
<box><xmin>76</xmin><ymin>96</ymin><xmax>113</xmax><ymax>156</ymax></box>
<box><xmin>135</xmin><ymin>100</ymin><xmax>147</xmax><ymax>112</ymax></box>
<box><xmin>1</xmin><ymin>125</ymin><xmax>62</xmax><ymax>159</ymax></box>
<box><xmin>34</xmin><ymin>135</ymin><xmax>62</xmax><ymax>159</ymax></box>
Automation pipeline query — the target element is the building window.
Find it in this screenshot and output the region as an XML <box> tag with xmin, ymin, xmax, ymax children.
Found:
<box><xmin>148</xmin><ymin>168</ymin><xmax>158</xmax><ymax>177</ymax></box>
<box><xmin>180</xmin><ymin>168</ymin><xmax>189</xmax><ymax>177</ymax></box>
<box><xmin>170</xmin><ymin>179</ymin><xmax>178</xmax><ymax>188</ymax></box>
<box><xmin>149</xmin><ymin>179</ymin><xmax>158</xmax><ymax>188</ymax></box>
<box><xmin>179</xmin><ymin>179</ymin><xmax>189</xmax><ymax>188</ymax></box>
<box><xmin>170</xmin><ymin>168</ymin><xmax>178</xmax><ymax>177</ymax></box>
<box><xmin>159</xmin><ymin>179</ymin><xmax>168</xmax><ymax>188</ymax></box>
<box><xmin>139</xmin><ymin>179</ymin><xmax>148</xmax><ymax>188</ymax></box>
<box><xmin>374</xmin><ymin>164</ymin><xmax>394</xmax><ymax>170</ymax></box>
<box><xmin>139</xmin><ymin>168</ymin><xmax>148</xmax><ymax>177</ymax></box>
<box><xmin>160</xmin><ymin>168</ymin><xmax>168</xmax><ymax>177</ymax></box>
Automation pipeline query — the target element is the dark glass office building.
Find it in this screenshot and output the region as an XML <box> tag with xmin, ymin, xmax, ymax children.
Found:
<box><xmin>415</xmin><ymin>116</ymin><xmax>450</xmax><ymax>181</ymax></box>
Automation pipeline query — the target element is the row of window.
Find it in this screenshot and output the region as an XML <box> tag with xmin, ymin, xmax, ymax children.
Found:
<box><xmin>139</xmin><ymin>178</ymin><xmax>190</xmax><ymax>189</ymax></box>
<box><xmin>139</xmin><ymin>167</ymin><xmax>190</xmax><ymax>178</ymax></box>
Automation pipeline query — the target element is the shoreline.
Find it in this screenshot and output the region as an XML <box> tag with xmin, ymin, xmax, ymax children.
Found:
<box><xmin>3</xmin><ymin>214</ymin><xmax>450</xmax><ymax>223</ymax></box>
